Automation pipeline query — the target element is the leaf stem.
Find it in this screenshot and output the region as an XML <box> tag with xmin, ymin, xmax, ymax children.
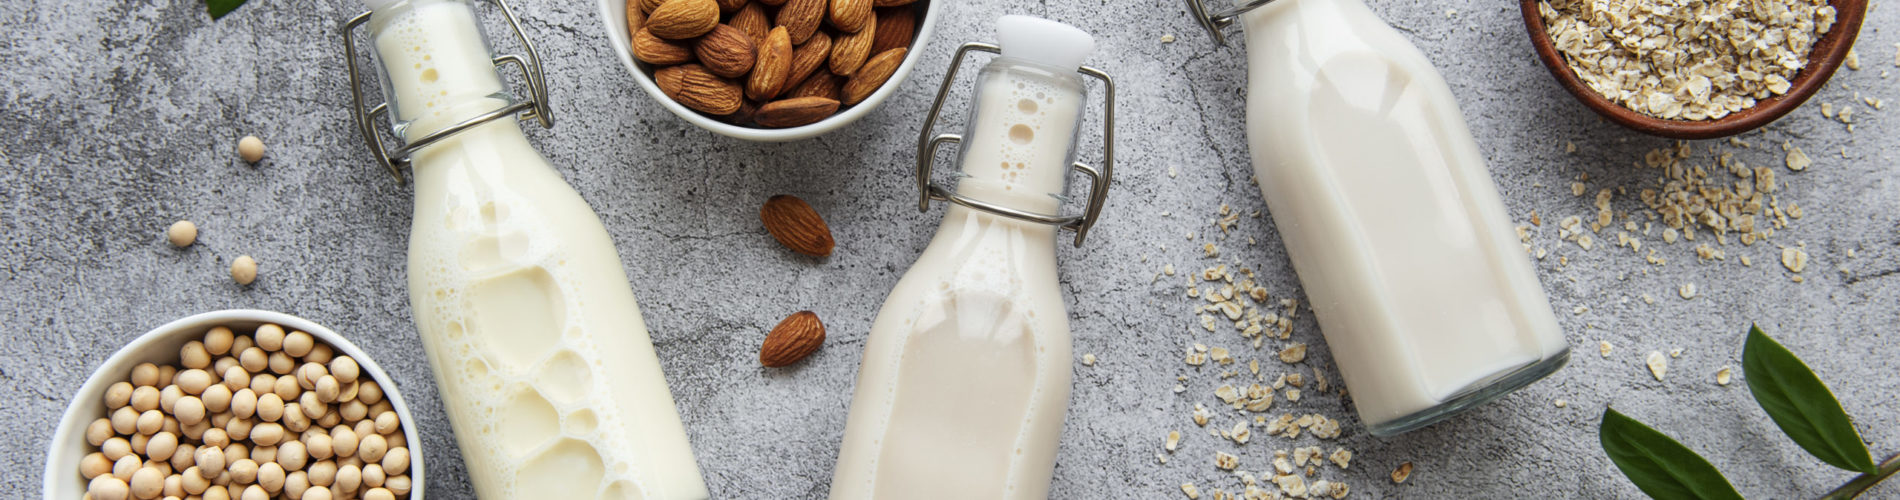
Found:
<box><xmin>1821</xmin><ymin>452</ymin><xmax>1900</xmax><ymax>500</ymax></box>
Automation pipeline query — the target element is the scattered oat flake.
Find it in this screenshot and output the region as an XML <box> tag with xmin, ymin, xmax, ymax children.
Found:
<box><xmin>1166</xmin><ymin>430</ymin><xmax>1182</xmax><ymax>452</ymax></box>
<box><xmin>1846</xmin><ymin>48</ymin><xmax>1861</xmax><ymax>70</ymax></box>
<box><xmin>1781</xmin><ymin>247</ymin><xmax>1809</xmax><ymax>273</ymax></box>
<box><xmin>1646</xmin><ymin>351</ymin><xmax>1669</xmax><ymax>381</ymax></box>
<box><xmin>1599</xmin><ymin>341</ymin><xmax>1614</xmax><ymax>357</ymax></box>
<box><xmin>1678</xmin><ymin>283</ymin><xmax>1697</xmax><ymax>299</ymax></box>
<box><xmin>1329</xmin><ymin>448</ymin><xmax>1353</xmax><ymax>469</ymax></box>
<box><xmin>1081</xmin><ymin>353</ymin><xmax>1096</xmax><ymax>366</ymax></box>
<box><xmin>1279</xmin><ymin>343</ymin><xmax>1308</xmax><ymax>364</ymax></box>
<box><xmin>1716</xmin><ymin>366</ymin><xmax>1733</xmax><ymax>386</ymax></box>
<box><xmin>1215</xmin><ymin>451</ymin><xmax>1241</xmax><ymax>470</ymax></box>
<box><xmin>1786</xmin><ymin>146</ymin><xmax>1812</xmax><ymax>171</ymax></box>
<box><xmin>1554</xmin><ymin>399</ymin><xmax>1568</xmax><ymax>408</ymax></box>
<box><xmin>1392</xmin><ymin>462</ymin><xmax>1414</xmax><ymax>483</ymax></box>
<box><xmin>1161</xmin><ymin>34</ymin><xmax>1176</xmax><ymax>43</ymax></box>
<box><xmin>1181</xmin><ymin>483</ymin><xmax>1200</xmax><ymax>499</ymax></box>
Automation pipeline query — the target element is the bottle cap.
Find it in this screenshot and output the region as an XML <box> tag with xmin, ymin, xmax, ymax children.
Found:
<box><xmin>996</xmin><ymin>15</ymin><xmax>1095</xmax><ymax>71</ymax></box>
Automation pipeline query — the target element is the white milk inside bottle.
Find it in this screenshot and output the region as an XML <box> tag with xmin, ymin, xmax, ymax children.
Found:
<box><xmin>1206</xmin><ymin>0</ymin><xmax>1570</xmax><ymax>435</ymax></box>
<box><xmin>360</xmin><ymin>0</ymin><xmax>709</xmax><ymax>497</ymax></box>
<box><xmin>830</xmin><ymin>16</ymin><xmax>1097</xmax><ymax>500</ymax></box>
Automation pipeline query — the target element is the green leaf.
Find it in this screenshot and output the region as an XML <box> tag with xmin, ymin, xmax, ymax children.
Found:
<box><xmin>206</xmin><ymin>0</ymin><xmax>249</xmax><ymax>20</ymax></box>
<box><xmin>1743</xmin><ymin>325</ymin><xmax>1877</xmax><ymax>475</ymax></box>
<box><xmin>1600</xmin><ymin>407</ymin><xmax>1745</xmax><ymax>500</ymax></box>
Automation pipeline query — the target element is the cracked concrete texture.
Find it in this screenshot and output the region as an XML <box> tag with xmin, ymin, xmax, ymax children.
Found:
<box><xmin>3</xmin><ymin>0</ymin><xmax>1897</xmax><ymax>498</ymax></box>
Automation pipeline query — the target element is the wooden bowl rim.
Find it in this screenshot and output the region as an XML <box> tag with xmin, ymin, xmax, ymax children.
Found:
<box><xmin>1520</xmin><ymin>0</ymin><xmax>1867</xmax><ymax>140</ymax></box>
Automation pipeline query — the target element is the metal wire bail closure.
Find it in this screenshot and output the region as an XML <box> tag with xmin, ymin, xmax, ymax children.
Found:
<box><xmin>1184</xmin><ymin>0</ymin><xmax>1282</xmax><ymax>46</ymax></box>
<box><xmin>341</xmin><ymin>0</ymin><xmax>555</xmax><ymax>182</ymax></box>
<box><xmin>913</xmin><ymin>42</ymin><xmax>1116</xmax><ymax>248</ymax></box>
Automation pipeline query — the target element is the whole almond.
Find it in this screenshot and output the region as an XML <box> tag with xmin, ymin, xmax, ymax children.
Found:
<box><xmin>715</xmin><ymin>0</ymin><xmax>747</xmax><ymax>12</ymax></box>
<box><xmin>655</xmin><ymin>64</ymin><xmax>744</xmax><ymax>115</ymax></box>
<box><xmin>776</xmin><ymin>0</ymin><xmax>825</xmax><ymax>45</ymax></box>
<box><xmin>871</xmin><ymin>0</ymin><xmax>915</xmax><ymax>6</ymax></box>
<box><xmin>633</xmin><ymin>28</ymin><xmax>695</xmax><ymax>65</ymax></box>
<box><xmin>788</xmin><ymin>32</ymin><xmax>832</xmax><ymax>87</ymax></box>
<box><xmin>759</xmin><ymin>311</ymin><xmax>825</xmax><ymax>367</ymax></box>
<box><xmin>868</xmin><ymin>8</ymin><xmax>914</xmax><ymax>55</ymax></box>
<box><xmin>842</xmin><ymin>47</ymin><xmax>904</xmax><ymax>105</ymax></box>
<box><xmin>829</xmin><ymin>0</ymin><xmax>873</xmax><ymax>33</ymax></box>
<box><xmin>758</xmin><ymin>0</ymin><xmax>788</xmax><ymax>5</ymax></box>
<box><xmin>695</xmin><ymin>25</ymin><xmax>756</xmax><ymax>78</ymax></box>
<box><xmin>756</xmin><ymin>97</ymin><xmax>840</xmax><ymax>128</ymax></box>
<box><xmin>788</xmin><ymin>72</ymin><xmax>842</xmax><ymax>100</ymax></box>
<box><xmin>760</xmin><ymin>194</ymin><xmax>835</xmax><ymax>257</ymax></box>
<box><xmin>646</xmin><ymin>0</ymin><xmax>719</xmax><ymax>39</ymax></box>
<box><xmin>747</xmin><ymin>27</ymin><xmax>794</xmax><ymax>101</ymax></box>
<box><xmin>731</xmin><ymin>3</ymin><xmax>771</xmax><ymax>44</ymax></box>
<box><xmin>626</xmin><ymin>0</ymin><xmax>648</xmax><ymax>35</ymax></box>
<box><xmin>828</xmin><ymin>19</ymin><xmax>875</xmax><ymax>76</ymax></box>
<box><xmin>640</xmin><ymin>0</ymin><xmax>667</xmax><ymax>14</ymax></box>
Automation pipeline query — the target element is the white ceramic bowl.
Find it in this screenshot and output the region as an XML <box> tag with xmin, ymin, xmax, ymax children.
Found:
<box><xmin>598</xmin><ymin>0</ymin><xmax>943</xmax><ymax>141</ymax></box>
<box><xmin>43</xmin><ymin>310</ymin><xmax>427</xmax><ymax>499</ymax></box>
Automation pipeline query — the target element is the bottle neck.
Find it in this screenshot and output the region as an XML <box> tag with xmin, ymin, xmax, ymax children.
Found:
<box><xmin>369</xmin><ymin>0</ymin><xmax>514</xmax><ymax>145</ymax></box>
<box><xmin>949</xmin><ymin>58</ymin><xmax>1088</xmax><ymax>219</ymax></box>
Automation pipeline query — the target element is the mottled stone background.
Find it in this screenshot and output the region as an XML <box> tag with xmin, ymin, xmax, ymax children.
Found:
<box><xmin>3</xmin><ymin>0</ymin><xmax>1896</xmax><ymax>498</ymax></box>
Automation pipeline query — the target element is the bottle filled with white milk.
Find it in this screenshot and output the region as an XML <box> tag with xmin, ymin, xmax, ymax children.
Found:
<box><xmin>829</xmin><ymin>16</ymin><xmax>1115</xmax><ymax>499</ymax></box>
<box><xmin>344</xmin><ymin>0</ymin><xmax>709</xmax><ymax>497</ymax></box>
<box><xmin>1185</xmin><ymin>0</ymin><xmax>1570</xmax><ymax>436</ymax></box>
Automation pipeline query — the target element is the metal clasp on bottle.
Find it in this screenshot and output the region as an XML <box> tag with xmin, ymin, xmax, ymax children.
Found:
<box><xmin>915</xmin><ymin>42</ymin><xmax>1116</xmax><ymax>247</ymax></box>
<box><xmin>1184</xmin><ymin>0</ymin><xmax>1281</xmax><ymax>46</ymax></box>
<box><xmin>340</xmin><ymin>0</ymin><xmax>554</xmax><ymax>182</ymax></box>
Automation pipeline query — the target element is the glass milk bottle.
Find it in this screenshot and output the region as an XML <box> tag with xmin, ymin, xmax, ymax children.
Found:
<box><xmin>343</xmin><ymin>0</ymin><xmax>708</xmax><ymax>497</ymax></box>
<box><xmin>829</xmin><ymin>16</ymin><xmax>1115</xmax><ymax>499</ymax></box>
<box><xmin>1186</xmin><ymin>0</ymin><xmax>1570</xmax><ymax>436</ymax></box>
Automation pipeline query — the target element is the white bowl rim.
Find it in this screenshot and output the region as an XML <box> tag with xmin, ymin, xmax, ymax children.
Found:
<box><xmin>596</xmin><ymin>0</ymin><xmax>944</xmax><ymax>142</ymax></box>
<box><xmin>42</xmin><ymin>309</ymin><xmax>427</xmax><ymax>499</ymax></box>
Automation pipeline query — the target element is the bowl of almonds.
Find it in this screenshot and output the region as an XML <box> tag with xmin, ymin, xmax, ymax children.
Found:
<box><xmin>601</xmin><ymin>0</ymin><xmax>939</xmax><ymax>140</ymax></box>
<box><xmin>44</xmin><ymin>310</ymin><xmax>424</xmax><ymax>500</ymax></box>
<box><xmin>1523</xmin><ymin>0</ymin><xmax>1866</xmax><ymax>139</ymax></box>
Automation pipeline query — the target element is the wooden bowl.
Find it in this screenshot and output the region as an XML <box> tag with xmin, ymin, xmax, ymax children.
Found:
<box><xmin>1521</xmin><ymin>0</ymin><xmax>1866</xmax><ymax>139</ymax></box>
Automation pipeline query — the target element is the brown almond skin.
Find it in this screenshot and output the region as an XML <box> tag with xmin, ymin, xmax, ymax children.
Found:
<box><xmin>759</xmin><ymin>311</ymin><xmax>825</xmax><ymax>367</ymax></box>
<box><xmin>776</xmin><ymin>0</ymin><xmax>826</xmax><ymax>45</ymax></box>
<box><xmin>871</xmin><ymin>0</ymin><xmax>915</xmax><ymax>6</ymax></box>
<box><xmin>633</xmin><ymin>28</ymin><xmax>696</xmax><ymax>65</ymax></box>
<box><xmin>647</xmin><ymin>0</ymin><xmax>719</xmax><ymax>39</ymax></box>
<box><xmin>758</xmin><ymin>0</ymin><xmax>788</xmax><ymax>5</ymax></box>
<box><xmin>868</xmin><ymin>7</ymin><xmax>914</xmax><ymax>55</ymax></box>
<box><xmin>787</xmin><ymin>72</ymin><xmax>843</xmax><ymax>100</ymax></box>
<box><xmin>760</xmin><ymin>194</ymin><xmax>835</xmax><ymax>257</ymax></box>
<box><xmin>626</xmin><ymin>0</ymin><xmax>648</xmax><ymax>36</ymax></box>
<box><xmin>828</xmin><ymin>19</ymin><xmax>875</xmax><ymax>76</ymax></box>
<box><xmin>695</xmin><ymin>25</ymin><xmax>756</xmax><ymax>78</ymax></box>
<box><xmin>730</xmin><ymin>3</ymin><xmax>771</xmax><ymax>45</ymax></box>
<box><xmin>829</xmin><ymin>0</ymin><xmax>873</xmax><ymax>33</ymax></box>
<box><xmin>655</xmin><ymin>64</ymin><xmax>744</xmax><ymax>115</ymax></box>
<box><xmin>843</xmin><ymin>47</ymin><xmax>904</xmax><ymax>105</ymax></box>
<box><xmin>715</xmin><ymin>0</ymin><xmax>747</xmax><ymax>12</ymax></box>
<box><xmin>725</xmin><ymin>99</ymin><xmax>760</xmax><ymax>126</ymax></box>
<box><xmin>640</xmin><ymin>0</ymin><xmax>667</xmax><ymax>14</ymax></box>
<box><xmin>787</xmin><ymin>32</ymin><xmax>832</xmax><ymax>87</ymax></box>
<box><xmin>756</xmin><ymin>97</ymin><xmax>840</xmax><ymax>128</ymax></box>
<box><xmin>747</xmin><ymin>27</ymin><xmax>794</xmax><ymax>101</ymax></box>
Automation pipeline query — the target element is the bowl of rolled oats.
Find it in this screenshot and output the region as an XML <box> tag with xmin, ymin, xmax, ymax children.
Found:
<box><xmin>1523</xmin><ymin>0</ymin><xmax>1866</xmax><ymax>139</ymax></box>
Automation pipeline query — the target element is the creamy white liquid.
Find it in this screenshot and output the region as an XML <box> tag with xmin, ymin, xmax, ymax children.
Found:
<box><xmin>373</xmin><ymin>1</ymin><xmax>708</xmax><ymax>497</ymax></box>
<box><xmin>829</xmin><ymin>60</ymin><xmax>1085</xmax><ymax>500</ymax></box>
<box><xmin>1240</xmin><ymin>0</ymin><xmax>1568</xmax><ymax>431</ymax></box>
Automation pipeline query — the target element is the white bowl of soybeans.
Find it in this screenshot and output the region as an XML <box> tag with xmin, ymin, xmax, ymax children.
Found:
<box><xmin>44</xmin><ymin>310</ymin><xmax>425</xmax><ymax>500</ymax></box>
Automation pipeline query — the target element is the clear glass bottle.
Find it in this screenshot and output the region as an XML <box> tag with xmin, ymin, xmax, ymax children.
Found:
<box><xmin>348</xmin><ymin>0</ymin><xmax>709</xmax><ymax>497</ymax></box>
<box><xmin>829</xmin><ymin>16</ymin><xmax>1109</xmax><ymax>500</ymax></box>
<box><xmin>1189</xmin><ymin>0</ymin><xmax>1570</xmax><ymax>436</ymax></box>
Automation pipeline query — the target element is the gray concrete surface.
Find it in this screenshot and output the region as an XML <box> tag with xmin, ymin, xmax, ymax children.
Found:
<box><xmin>4</xmin><ymin>0</ymin><xmax>1897</xmax><ymax>498</ymax></box>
